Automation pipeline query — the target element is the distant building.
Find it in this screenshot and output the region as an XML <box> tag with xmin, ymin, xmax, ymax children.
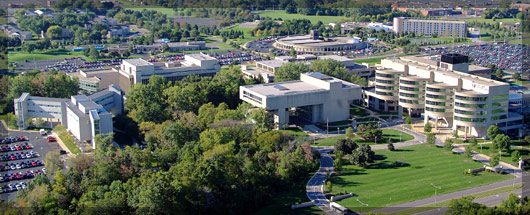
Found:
<box><xmin>240</xmin><ymin>72</ymin><xmax>362</xmax><ymax>127</ymax></box>
<box><xmin>118</xmin><ymin>53</ymin><xmax>220</xmax><ymax>92</ymax></box>
<box><xmin>14</xmin><ymin>85</ymin><xmax>124</xmax><ymax>148</ymax></box>
<box><xmin>273</xmin><ymin>30</ymin><xmax>367</xmax><ymax>53</ymax></box>
<box><xmin>242</xmin><ymin>54</ymin><xmax>374</xmax><ymax>83</ymax></box>
<box><xmin>393</xmin><ymin>17</ymin><xmax>467</xmax><ymax>37</ymax></box>
<box><xmin>134</xmin><ymin>41</ymin><xmax>206</xmax><ymax>54</ymax></box>
<box><xmin>107</xmin><ymin>26</ymin><xmax>130</xmax><ymax>38</ymax></box>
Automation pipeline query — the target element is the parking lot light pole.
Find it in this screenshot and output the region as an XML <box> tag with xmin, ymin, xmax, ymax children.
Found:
<box><xmin>431</xmin><ymin>183</ymin><xmax>441</xmax><ymax>204</ymax></box>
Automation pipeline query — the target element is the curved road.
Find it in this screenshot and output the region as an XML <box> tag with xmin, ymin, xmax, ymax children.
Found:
<box><xmin>307</xmin><ymin>146</ymin><xmax>341</xmax><ymax>214</ymax></box>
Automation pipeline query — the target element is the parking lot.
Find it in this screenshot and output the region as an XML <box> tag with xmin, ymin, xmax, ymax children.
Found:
<box><xmin>0</xmin><ymin>125</ymin><xmax>62</xmax><ymax>202</ymax></box>
<box><xmin>424</xmin><ymin>43</ymin><xmax>528</xmax><ymax>73</ymax></box>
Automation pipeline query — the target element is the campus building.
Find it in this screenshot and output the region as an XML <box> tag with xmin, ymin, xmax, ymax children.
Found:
<box><xmin>393</xmin><ymin>17</ymin><xmax>467</xmax><ymax>37</ymax></box>
<box><xmin>14</xmin><ymin>85</ymin><xmax>124</xmax><ymax>148</ymax></box>
<box><xmin>240</xmin><ymin>72</ymin><xmax>362</xmax><ymax>127</ymax></box>
<box><xmin>363</xmin><ymin>54</ymin><xmax>522</xmax><ymax>137</ymax></box>
<box><xmin>69</xmin><ymin>69</ymin><xmax>121</xmax><ymax>94</ymax></box>
<box><xmin>273</xmin><ymin>30</ymin><xmax>367</xmax><ymax>53</ymax></box>
<box><xmin>117</xmin><ymin>53</ymin><xmax>220</xmax><ymax>92</ymax></box>
<box><xmin>241</xmin><ymin>54</ymin><xmax>373</xmax><ymax>83</ymax></box>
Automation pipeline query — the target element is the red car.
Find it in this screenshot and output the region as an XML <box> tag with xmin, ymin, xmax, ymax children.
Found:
<box><xmin>19</xmin><ymin>136</ymin><xmax>27</xmax><ymax>141</ymax></box>
<box><xmin>47</xmin><ymin>136</ymin><xmax>57</xmax><ymax>142</ymax></box>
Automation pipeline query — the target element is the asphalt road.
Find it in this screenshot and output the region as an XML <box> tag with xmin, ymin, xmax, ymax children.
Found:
<box><xmin>306</xmin><ymin>146</ymin><xmax>344</xmax><ymax>215</ymax></box>
<box><xmin>0</xmin><ymin>126</ymin><xmax>62</xmax><ymax>202</ymax></box>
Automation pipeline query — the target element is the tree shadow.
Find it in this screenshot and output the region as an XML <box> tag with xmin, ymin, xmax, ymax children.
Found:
<box><xmin>367</xmin><ymin>160</ymin><xmax>410</xmax><ymax>169</ymax></box>
<box><xmin>329</xmin><ymin>176</ymin><xmax>362</xmax><ymax>187</ymax></box>
<box><xmin>373</xmin><ymin>154</ymin><xmax>387</xmax><ymax>161</ymax></box>
<box><xmin>394</xmin><ymin>149</ymin><xmax>413</xmax><ymax>152</ymax></box>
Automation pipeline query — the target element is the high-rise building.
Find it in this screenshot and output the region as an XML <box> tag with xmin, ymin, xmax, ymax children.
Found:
<box><xmin>393</xmin><ymin>17</ymin><xmax>467</xmax><ymax>37</ymax></box>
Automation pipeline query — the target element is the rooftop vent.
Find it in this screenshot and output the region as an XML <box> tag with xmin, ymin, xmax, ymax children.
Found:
<box><xmin>273</xmin><ymin>85</ymin><xmax>289</xmax><ymax>91</ymax></box>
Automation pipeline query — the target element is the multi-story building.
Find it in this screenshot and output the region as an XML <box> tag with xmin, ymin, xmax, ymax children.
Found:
<box><xmin>363</xmin><ymin>54</ymin><xmax>523</xmax><ymax>137</ymax></box>
<box><xmin>69</xmin><ymin>69</ymin><xmax>120</xmax><ymax>94</ymax></box>
<box><xmin>117</xmin><ymin>53</ymin><xmax>220</xmax><ymax>92</ymax></box>
<box><xmin>393</xmin><ymin>17</ymin><xmax>467</xmax><ymax>37</ymax></box>
<box><xmin>240</xmin><ymin>72</ymin><xmax>362</xmax><ymax>127</ymax></box>
<box><xmin>14</xmin><ymin>85</ymin><xmax>124</xmax><ymax>148</ymax></box>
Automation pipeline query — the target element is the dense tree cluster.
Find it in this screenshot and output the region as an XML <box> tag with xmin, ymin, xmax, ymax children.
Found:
<box><xmin>356</xmin><ymin>123</ymin><xmax>382</xmax><ymax>142</ymax></box>
<box><xmin>447</xmin><ymin>194</ymin><xmax>530</xmax><ymax>215</ymax></box>
<box><xmin>0</xmin><ymin>71</ymin><xmax>79</xmax><ymax>114</ymax></box>
<box><xmin>6</xmin><ymin>67</ymin><xmax>319</xmax><ymax>214</ymax></box>
<box><xmin>273</xmin><ymin>59</ymin><xmax>367</xmax><ymax>86</ymax></box>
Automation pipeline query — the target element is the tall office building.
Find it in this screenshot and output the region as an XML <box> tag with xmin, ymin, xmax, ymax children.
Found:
<box><xmin>393</xmin><ymin>17</ymin><xmax>467</xmax><ymax>37</ymax></box>
<box><xmin>363</xmin><ymin>54</ymin><xmax>522</xmax><ymax>137</ymax></box>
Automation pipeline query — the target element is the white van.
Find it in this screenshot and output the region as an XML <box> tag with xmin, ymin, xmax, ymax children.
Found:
<box><xmin>39</xmin><ymin>129</ymin><xmax>46</xmax><ymax>136</ymax></box>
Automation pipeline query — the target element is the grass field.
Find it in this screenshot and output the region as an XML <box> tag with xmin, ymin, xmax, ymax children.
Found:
<box><xmin>126</xmin><ymin>7</ymin><xmax>177</xmax><ymax>17</ymax></box>
<box><xmin>315</xmin><ymin>129</ymin><xmax>413</xmax><ymax>146</ymax></box>
<box><xmin>255</xmin><ymin>174</ymin><xmax>323</xmax><ymax>215</ymax></box>
<box><xmin>219</xmin><ymin>25</ymin><xmax>258</xmax><ymax>44</ymax></box>
<box><xmin>258</xmin><ymin>10</ymin><xmax>347</xmax><ymax>25</ymax></box>
<box><xmin>509</xmin><ymin>38</ymin><xmax>530</xmax><ymax>45</ymax></box>
<box><xmin>8</xmin><ymin>49</ymin><xmax>86</xmax><ymax>63</ymax></box>
<box><xmin>330</xmin><ymin>144</ymin><xmax>513</xmax><ymax>213</ymax></box>
<box><xmin>353</xmin><ymin>57</ymin><xmax>385</xmax><ymax>65</ymax></box>
<box><xmin>461</xmin><ymin>17</ymin><xmax>521</xmax><ymax>25</ymax></box>
<box><xmin>471</xmin><ymin>144</ymin><xmax>530</xmax><ymax>166</ymax></box>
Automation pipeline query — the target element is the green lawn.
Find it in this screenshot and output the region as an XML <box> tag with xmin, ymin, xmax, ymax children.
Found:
<box><xmin>127</xmin><ymin>7</ymin><xmax>177</xmax><ymax>17</ymax></box>
<box><xmin>281</xmin><ymin>127</ymin><xmax>308</xmax><ymax>138</ymax></box>
<box><xmin>353</xmin><ymin>56</ymin><xmax>385</xmax><ymax>66</ymax></box>
<box><xmin>8</xmin><ymin>49</ymin><xmax>86</xmax><ymax>63</ymax></box>
<box><xmin>350</xmin><ymin>107</ymin><xmax>369</xmax><ymax>117</ymax></box>
<box><xmin>219</xmin><ymin>25</ymin><xmax>258</xmax><ymax>44</ymax></box>
<box><xmin>330</xmin><ymin>144</ymin><xmax>513</xmax><ymax>213</ymax></box>
<box><xmin>315</xmin><ymin>129</ymin><xmax>413</xmax><ymax>146</ymax></box>
<box><xmin>509</xmin><ymin>38</ymin><xmax>530</xmax><ymax>46</ymax></box>
<box><xmin>471</xmin><ymin>144</ymin><xmax>530</xmax><ymax>166</ymax></box>
<box><xmin>255</xmin><ymin>174</ymin><xmax>323</xmax><ymax>215</ymax></box>
<box><xmin>258</xmin><ymin>10</ymin><xmax>347</xmax><ymax>25</ymax></box>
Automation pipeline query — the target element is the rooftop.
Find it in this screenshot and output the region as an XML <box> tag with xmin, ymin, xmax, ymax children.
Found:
<box><xmin>123</xmin><ymin>58</ymin><xmax>153</xmax><ymax>66</ymax></box>
<box><xmin>185</xmin><ymin>53</ymin><xmax>216</xmax><ymax>61</ymax></box>
<box><xmin>258</xmin><ymin>60</ymin><xmax>286</xmax><ymax>68</ymax></box>
<box><xmin>317</xmin><ymin>55</ymin><xmax>352</xmax><ymax>62</ymax></box>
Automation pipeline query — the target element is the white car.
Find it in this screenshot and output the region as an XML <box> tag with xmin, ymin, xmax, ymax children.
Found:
<box><xmin>42</xmin><ymin>168</ymin><xmax>47</xmax><ymax>175</ymax></box>
<box><xmin>20</xmin><ymin>182</ymin><xmax>27</xmax><ymax>189</ymax></box>
<box><xmin>15</xmin><ymin>164</ymin><xmax>21</xmax><ymax>169</ymax></box>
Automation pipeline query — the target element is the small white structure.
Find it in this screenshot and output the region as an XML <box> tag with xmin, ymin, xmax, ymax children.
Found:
<box><xmin>240</xmin><ymin>72</ymin><xmax>362</xmax><ymax>127</ymax></box>
<box><xmin>14</xmin><ymin>85</ymin><xmax>124</xmax><ymax>148</ymax></box>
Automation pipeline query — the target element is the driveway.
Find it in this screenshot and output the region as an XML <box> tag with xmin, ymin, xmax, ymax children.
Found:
<box><xmin>306</xmin><ymin>146</ymin><xmax>344</xmax><ymax>214</ymax></box>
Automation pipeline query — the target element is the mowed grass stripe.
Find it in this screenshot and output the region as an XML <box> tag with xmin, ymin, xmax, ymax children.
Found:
<box><xmin>331</xmin><ymin>144</ymin><xmax>512</xmax><ymax>212</ymax></box>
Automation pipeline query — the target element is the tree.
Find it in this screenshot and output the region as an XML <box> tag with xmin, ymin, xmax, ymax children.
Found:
<box><xmin>357</xmin><ymin>123</ymin><xmax>383</xmax><ymax>142</ymax></box>
<box><xmin>387</xmin><ymin>143</ymin><xmax>395</xmax><ymax>151</ymax></box>
<box><xmin>335</xmin><ymin>138</ymin><xmax>358</xmax><ymax>154</ymax></box>
<box><xmin>427</xmin><ymin>133</ymin><xmax>436</xmax><ymax>145</ymax></box>
<box><xmin>405</xmin><ymin>116</ymin><xmax>411</xmax><ymax>125</ymax></box>
<box><xmin>487</xmin><ymin>125</ymin><xmax>501</xmax><ymax>140</ymax></box>
<box><xmin>513</xmin><ymin>72</ymin><xmax>521</xmax><ymax>81</ymax></box>
<box><xmin>108</xmin><ymin>50</ymin><xmax>121</xmax><ymax>59</ymax></box>
<box><xmin>345</xmin><ymin>127</ymin><xmax>354</xmax><ymax>139</ymax></box>
<box><xmin>290</xmin><ymin>48</ymin><xmax>296</xmax><ymax>57</ymax></box>
<box><xmin>249</xmin><ymin>108</ymin><xmax>273</xmax><ymax>135</ymax></box>
<box><xmin>34</xmin><ymin>118</ymin><xmax>45</xmax><ymax>128</ymax></box>
<box><xmin>502</xmin><ymin>193</ymin><xmax>521</xmax><ymax>211</ymax></box>
<box><xmin>470</xmin><ymin>136</ymin><xmax>478</xmax><ymax>147</ymax></box>
<box><xmin>465</xmin><ymin>145</ymin><xmax>473</xmax><ymax>158</ymax></box>
<box><xmin>347</xmin><ymin>144</ymin><xmax>375</xmax><ymax>167</ymax></box>
<box><xmin>46</xmin><ymin>25</ymin><xmax>62</xmax><ymax>39</ymax></box>
<box><xmin>125</xmin><ymin>75</ymin><xmax>169</xmax><ymax>123</ymax></box>
<box><xmin>490</xmin><ymin>154</ymin><xmax>500</xmax><ymax>167</ymax></box>
<box><xmin>512</xmin><ymin>151</ymin><xmax>521</xmax><ymax>163</ymax></box>
<box><xmin>447</xmin><ymin>196</ymin><xmax>486</xmax><ymax>215</ymax></box>
<box><xmin>424</xmin><ymin>122</ymin><xmax>432</xmax><ymax>132</ymax></box>
<box><xmin>495</xmin><ymin>69</ymin><xmax>504</xmax><ymax>80</ymax></box>
<box><xmin>444</xmin><ymin>138</ymin><xmax>454</xmax><ymax>151</ymax></box>
<box><xmin>89</xmin><ymin>45</ymin><xmax>99</xmax><ymax>61</ymax></box>
<box><xmin>44</xmin><ymin>151</ymin><xmax>63</xmax><ymax>177</ymax></box>
<box><xmin>493</xmin><ymin>134</ymin><xmax>511</xmax><ymax>152</ymax></box>
<box><xmin>274</xmin><ymin>62</ymin><xmax>310</xmax><ymax>82</ymax></box>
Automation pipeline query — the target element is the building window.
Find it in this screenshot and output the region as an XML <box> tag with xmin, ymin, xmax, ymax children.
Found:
<box><xmin>455</xmin><ymin>102</ymin><xmax>487</xmax><ymax>108</ymax></box>
<box><xmin>425</xmin><ymin>107</ymin><xmax>445</xmax><ymax>113</ymax></box>
<box><xmin>426</xmin><ymin>87</ymin><xmax>445</xmax><ymax>92</ymax></box>
<box><xmin>455</xmin><ymin>95</ymin><xmax>487</xmax><ymax>102</ymax></box>
<box><xmin>243</xmin><ymin>91</ymin><xmax>262</xmax><ymax>104</ymax></box>
<box><xmin>400</xmin><ymin>86</ymin><xmax>420</xmax><ymax>91</ymax></box>
<box><xmin>426</xmin><ymin>94</ymin><xmax>445</xmax><ymax>99</ymax></box>
<box><xmin>454</xmin><ymin>116</ymin><xmax>486</xmax><ymax>123</ymax></box>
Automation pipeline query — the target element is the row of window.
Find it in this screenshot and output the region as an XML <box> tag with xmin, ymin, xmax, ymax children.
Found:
<box><xmin>492</xmin><ymin>102</ymin><xmax>508</xmax><ymax>107</ymax></box>
<box><xmin>243</xmin><ymin>91</ymin><xmax>262</xmax><ymax>104</ymax></box>
<box><xmin>455</xmin><ymin>95</ymin><xmax>488</xmax><ymax>102</ymax></box>
<box><xmin>426</xmin><ymin>87</ymin><xmax>446</xmax><ymax>93</ymax></box>
<box><xmin>399</xmin><ymin>98</ymin><xmax>421</xmax><ymax>104</ymax></box>
<box><xmin>454</xmin><ymin>116</ymin><xmax>486</xmax><ymax>123</ymax></box>
<box><xmin>426</xmin><ymin>100</ymin><xmax>446</xmax><ymax>106</ymax></box>
<box><xmin>376</xmin><ymin>91</ymin><xmax>395</xmax><ymax>96</ymax></box>
<box><xmin>28</xmin><ymin>110</ymin><xmax>61</xmax><ymax>114</ymax></box>
<box><xmin>400</xmin><ymin>80</ymin><xmax>420</xmax><ymax>85</ymax></box>
<box><xmin>399</xmin><ymin>92</ymin><xmax>420</xmax><ymax>98</ymax></box>
<box><xmin>455</xmin><ymin>109</ymin><xmax>487</xmax><ymax>116</ymax></box>
<box><xmin>426</xmin><ymin>94</ymin><xmax>446</xmax><ymax>99</ymax></box>
<box><xmin>491</xmin><ymin>115</ymin><xmax>508</xmax><ymax>121</ymax></box>
<box><xmin>375</xmin><ymin>85</ymin><xmax>395</xmax><ymax>90</ymax></box>
<box><xmin>400</xmin><ymin>86</ymin><xmax>421</xmax><ymax>92</ymax></box>
<box><xmin>376</xmin><ymin>73</ymin><xmax>395</xmax><ymax>78</ymax></box>
<box><xmin>425</xmin><ymin>107</ymin><xmax>445</xmax><ymax>113</ymax></box>
<box><xmin>376</xmin><ymin>79</ymin><xmax>394</xmax><ymax>84</ymax></box>
<box><xmin>454</xmin><ymin>102</ymin><xmax>487</xmax><ymax>109</ymax></box>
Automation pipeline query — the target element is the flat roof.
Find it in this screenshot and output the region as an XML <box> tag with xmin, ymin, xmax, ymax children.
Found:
<box><xmin>317</xmin><ymin>55</ymin><xmax>353</xmax><ymax>62</ymax></box>
<box><xmin>185</xmin><ymin>53</ymin><xmax>216</xmax><ymax>61</ymax></box>
<box><xmin>243</xmin><ymin>80</ymin><xmax>327</xmax><ymax>96</ymax></box>
<box><xmin>28</xmin><ymin>96</ymin><xmax>68</xmax><ymax>103</ymax></box>
<box><xmin>123</xmin><ymin>58</ymin><xmax>152</xmax><ymax>66</ymax></box>
<box><xmin>258</xmin><ymin>60</ymin><xmax>286</xmax><ymax>68</ymax></box>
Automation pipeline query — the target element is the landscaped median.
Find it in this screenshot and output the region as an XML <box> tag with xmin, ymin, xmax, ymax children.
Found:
<box><xmin>315</xmin><ymin>129</ymin><xmax>413</xmax><ymax>146</ymax></box>
<box><xmin>53</xmin><ymin>125</ymin><xmax>81</xmax><ymax>155</ymax></box>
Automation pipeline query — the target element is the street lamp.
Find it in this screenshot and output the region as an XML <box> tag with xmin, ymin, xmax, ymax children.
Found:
<box><xmin>431</xmin><ymin>183</ymin><xmax>441</xmax><ymax>204</ymax></box>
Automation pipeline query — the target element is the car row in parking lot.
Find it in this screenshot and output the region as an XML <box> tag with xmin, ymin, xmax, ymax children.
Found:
<box><xmin>0</xmin><ymin>151</ymin><xmax>39</xmax><ymax>161</ymax></box>
<box><xmin>1</xmin><ymin>182</ymin><xmax>28</xmax><ymax>194</ymax></box>
<box><xmin>0</xmin><ymin>136</ymin><xmax>28</xmax><ymax>144</ymax></box>
<box><xmin>1</xmin><ymin>160</ymin><xmax>44</xmax><ymax>172</ymax></box>
<box><xmin>1</xmin><ymin>168</ymin><xmax>46</xmax><ymax>184</ymax></box>
<box><xmin>0</xmin><ymin>143</ymin><xmax>33</xmax><ymax>152</ymax></box>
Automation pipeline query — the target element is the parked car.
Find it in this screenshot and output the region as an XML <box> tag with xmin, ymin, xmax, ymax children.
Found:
<box><xmin>47</xmin><ymin>136</ymin><xmax>57</xmax><ymax>142</ymax></box>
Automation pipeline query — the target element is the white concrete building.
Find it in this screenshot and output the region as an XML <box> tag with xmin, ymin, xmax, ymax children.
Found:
<box><xmin>240</xmin><ymin>72</ymin><xmax>362</xmax><ymax>127</ymax></box>
<box><xmin>118</xmin><ymin>53</ymin><xmax>220</xmax><ymax>92</ymax></box>
<box><xmin>14</xmin><ymin>85</ymin><xmax>124</xmax><ymax>148</ymax></box>
<box><xmin>363</xmin><ymin>54</ymin><xmax>522</xmax><ymax>137</ymax></box>
<box><xmin>393</xmin><ymin>17</ymin><xmax>467</xmax><ymax>37</ymax></box>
